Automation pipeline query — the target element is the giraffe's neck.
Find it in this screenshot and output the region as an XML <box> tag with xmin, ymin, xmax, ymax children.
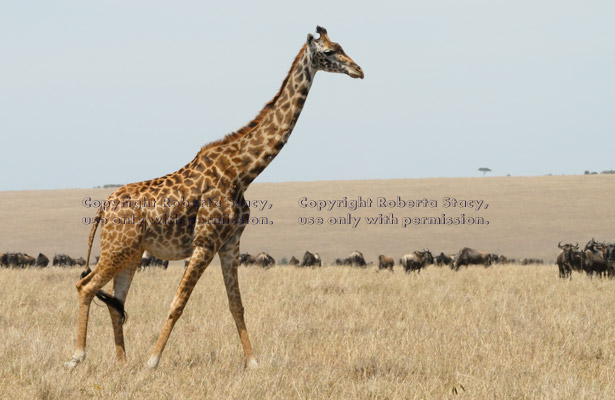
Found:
<box><xmin>233</xmin><ymin>45</ymin><xmax>315</xmax><ymax>188</ymax></box>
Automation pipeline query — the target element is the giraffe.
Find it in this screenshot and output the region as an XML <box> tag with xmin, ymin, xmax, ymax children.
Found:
<box><xmin>65</xmin><ymin>26</ymin><xmax>363</xmax><ymax>370</ymax></box>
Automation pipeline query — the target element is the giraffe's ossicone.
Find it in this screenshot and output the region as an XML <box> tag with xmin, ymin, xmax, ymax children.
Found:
<box><xmin>65</xmin><ymin>26</ymin><xmax>363</xmax><ymax>370</ymax></box>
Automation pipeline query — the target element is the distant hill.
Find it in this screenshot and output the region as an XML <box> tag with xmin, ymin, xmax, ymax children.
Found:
<box><xmin>0</xmin><ymin>175</ymin><xmax>612</xmax><ymax>264</ymax></box>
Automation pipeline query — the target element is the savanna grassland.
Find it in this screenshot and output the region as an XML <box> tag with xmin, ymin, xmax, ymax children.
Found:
<box><xmin>1</xmin><ymin>264</ymin><xmax>615</xmax><ymax>399</ymax></box>
<box><xmin>0</xmin><ymin>175</ymin><xmax>614</xmax><ymax>399</ymax></box>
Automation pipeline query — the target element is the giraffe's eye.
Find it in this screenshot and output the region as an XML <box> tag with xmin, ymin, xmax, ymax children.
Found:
<box><xmin>323</xmin><ymin>50</ymin><xmax>335</xmax><ymax>56</ymax></box>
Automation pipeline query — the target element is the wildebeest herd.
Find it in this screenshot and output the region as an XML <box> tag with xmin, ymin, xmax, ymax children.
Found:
<box><xmin>0</xmin><ymin>252</ymin><xmax>86</xmax><ymax>268</ymax></box>
<box><xmin>3</xmin><ymin>240</ymin><xmax>613</xmax><ymax>281</ymax></box>
<box><xmin>0</xmin><ymin>251</ymin><xmax>166</xmax><ymax>270</ymax></box>
<box><xmin>235</xmin><ymin>247</ymin><xmax>540</xmax><ymax>274</ymax></box>
<box><xmin>556</xmin><ymin>238</ymin><xmax>615</xmax><ymax>278</ymax></box>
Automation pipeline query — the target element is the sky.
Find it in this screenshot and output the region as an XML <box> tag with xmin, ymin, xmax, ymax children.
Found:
<box><xmin>1</xmin><ymin>0</ymin><xmax>614</xmax><ymax>191</ymax></box>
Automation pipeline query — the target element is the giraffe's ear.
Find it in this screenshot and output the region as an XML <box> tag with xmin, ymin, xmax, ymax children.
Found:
<box><xmin>307</xmin><ymin>33</ymin><xmax>314</xmax><ymax>45</ymax></box>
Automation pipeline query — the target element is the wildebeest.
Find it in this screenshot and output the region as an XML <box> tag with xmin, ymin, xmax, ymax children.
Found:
<box><xmin>300</xmin><ymin>251</ymin><xmax>322</xmax><ymax>267</ymax></box>
<box><xmin>556</xmin><ymin>242</ymin><xmax>580</xmax><ymax>278</ymax></box>
<box><xmin>53</xmin><ymin>253</ymin><xmax>76</xmax><ymax>267</ymax></box>
<box><xmin>239</xmin><ymin>253</ymin><xmax>257</xmax><ymax>266</ymax></box>
<box><xmin>583</xmin><ymin>239</ymin><xmax>611</xmax><ymax>277</ymax></box>
<box><xmin>606</xmin><ymin>243</ymin><xmax>615</xmax><ymax>264</ymax></box>
<box><xmin>520</xmin><ymin>258</ymin><xmax>544</xmax><ymax>265</ymax></box>
<box><xmin>13</xmin><ymin>252</ymin><xmax>36</xmax><ymax>267</ymax></box>
<box><xmin>495</xmin><ymin>255</ymin><xmax>510</xmax><ymax>264</ymax></box>
<box><xmin>288</xmin><ymin>256</ymin><xmax>300</xmax><ymax>266</ymax></box>
<box><xmin>36</xmin><ymin>253</ymin><xmax>50</xmax><ymax>267</ymax></box>
<box><xmin>378</xmin><ymin>255</ymin><xmax>394</xmax><ymax>271</ymax></box>
<box><xmin>347</xmin><ymin>250</ymin><xmax>366</xmax><ymax>267</ymax></box>
<box><xmin>335</xmin><ymin>250</ymin><xmax>366</xmax><ymax>267</ymax></box>
<box><xmin>453</xmin><ymin>248</ymin><xmax>492</xmax><ymax>270</ymax></box>
<box><xmin>254</xmin><ymin>252</ymin><xmax>275</xmax><ymax>268</ymax></box>
<box><xmin>139</xmin><ymin>251</ymin><xmax>169</xmax><ymax>270</ymax></box>
<box><xmin>435</xmin><ymin>252</ymin><xmax>454</xmax><ymax>267</ymax></box>
<box><xmin>23</xmin><ymin>253</ymin><xmax>36</xmax><ymax>267</ymax></box>
<box><xmin>2</xmin><ymin>252</ymin><xmax>36</xmax><ymax>268</ymax></box>
<box><xmin>400</xmin><ymin>250</ymin><xmax>433</xmax><ymax>273</ymax></box>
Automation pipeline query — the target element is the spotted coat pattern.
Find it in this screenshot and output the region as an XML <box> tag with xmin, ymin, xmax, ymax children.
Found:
<box><xmin>66</xmin><ymin>26</ymin><xmax>363</xmax><ymax>370</ymax></box>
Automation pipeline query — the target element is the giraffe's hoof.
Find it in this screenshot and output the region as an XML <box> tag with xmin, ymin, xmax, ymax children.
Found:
<box><xmin>245</xmin><ymin>357</ymin><xmax>258</xmax><ymax>370</ymax></box>
<box><xmin>64</xmin><ymin>353</ymin><xmax>85</xmax><ymax>369</ymax></box>
<box><xmin>147</xmin><ymin>355</ymin><xmax>160</xmax><ymax>369</ymax></box>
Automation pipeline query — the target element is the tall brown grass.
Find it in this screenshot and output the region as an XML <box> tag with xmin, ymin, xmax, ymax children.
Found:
<box><xmin>1</xmin><ymin>264</ymin><xmax>614</xmax><ymax>399</ymax></box>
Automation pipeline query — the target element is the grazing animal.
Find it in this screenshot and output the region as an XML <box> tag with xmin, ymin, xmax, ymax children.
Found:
<box><xmin>9</xmin><ymin>252</ymin><xmax>36</xmax><ymax>268</ymax></box>
<box><xmin>1</xmin><ymin>252</ymin><xmax>36</xmax><ymax>268</ymax></box>
<box><xmin>378</xmin><ymin>255</ymin><xmax>394</xmax><ymax>271</ymax></box>
<box><xmin>254</xmin><ymin>252</ymin><xmax>275</xmax><ymax>268</ymax></box>
<box><xmin>24</xmin><ymin>253</ymin><xmax>36</xmax><ymax>267</ymax></box>
<box><xmin>53</xmin><ymin>254</ymin><xmax>76</xmax><ymax>267</ymax></box>
<box><xmin>556</xmin><ymin>242</ymin><xmax>579</xmax><ymax>278</ymax></box>
<box><xmin>453</xmin><ymin>248</ymin><xmax>491</xmax><ymax>270</ymax></box>
<box><xmin>606</xmin><ymin>243</ymin><xmax>615</xmax><ymax>266</ymax></box>
<box><xmin>400</xmin><ymin>250</ymin><xmax>433</xmax><ymax>273</ymax></box>
<box><xmin>288</xmin><ymin>256</ymin><xmax>300</xmax><ymax>266</ymax></box>
<box><xmin>5</xmin><ymin>253</ymin><xmax>17</xmax><ymax>267</ymax></box>
<box><xmin>139</xmin><ymin>251</ymin><xmax>169</xmax><ymax>270</ymax></box>
<box><xmin>300</xmin><ymin>251</ymin><xmax>322</xmax><ymax>267</ymax></box>
<box><xmin>520</xmin><ymin>258</ymin><xmax>544</xmax><ymax>265</ymax></box>
<box><xmin>583</xmin><ymin>239</ymin><xmax>611</xmax><ymax>277</ymax></box>
<box><xmin>335</xmin><ymin>250</ymin><xmax>367</xmax><ymax>267</ymax></box>
<box><xmin>65</xmin><ymin>26</ymin><xmax>363</xmax><ymax>370</ymax></box>
<box><xmin>347</xmin><ymin>250</ymin><xmax>367</xmax><ymax>267</ymax></box>
<box><xmin>36</xmin><ymin>253</ymin><xmax>50</xmax><ymax>267</ymax></box>
<box><xmin>495</xmin><ymin>255</ymin><xmax>509</xmax><ymax>264</ymax></box>
<box><xmin>434</xmin><ymin>252</ymin><xmax>454</xmax><ymax>267</ymax></box>
<box><xmin>239</xmin><ymin>253</ymin><xmax>256</xmax><ymax>266</ymax></box>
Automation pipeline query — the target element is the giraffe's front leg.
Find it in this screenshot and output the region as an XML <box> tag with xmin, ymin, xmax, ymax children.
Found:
<box><xmin>147</xmin><ymin>245</ymin><xmax>215</xmax><ymax>369</ymax></box>
<box><xmin>219</xmin><ymin>238</ymin><xmax>258</xmax><ymax>369</ymax></box>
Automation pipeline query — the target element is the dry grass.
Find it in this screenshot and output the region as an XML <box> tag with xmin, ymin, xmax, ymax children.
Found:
<box><xmin>1</xmin><ymin>175</ymin><xmax>613</xmax><ymax>398</ymax></box>
<box><xmin>2</xmin><ymin>264</ymin><xmax>615</xmax><ymax>399</ymax></box>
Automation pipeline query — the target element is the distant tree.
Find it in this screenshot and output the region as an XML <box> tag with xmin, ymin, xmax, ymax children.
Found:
<box><xmin>478</xmin><ymin>167</ymin><xmax>492</xmax><ymax>177</ymax></box>
<box><xmin>601</xmin><ymin>170</ymin><xmax>615</xmax><ymax>175</ymax></box>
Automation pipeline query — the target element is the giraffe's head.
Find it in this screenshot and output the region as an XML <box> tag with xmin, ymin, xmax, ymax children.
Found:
<box><xmin>307</xmin><ymin>26</ymin><xmax>364</xmax><ymax>79</ymax></box>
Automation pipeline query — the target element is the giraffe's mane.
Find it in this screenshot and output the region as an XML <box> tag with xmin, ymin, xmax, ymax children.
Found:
<box><xmin>197</xmin><ymin>44</ymin><xmax>308</xmax><ymax>155</ymax></box>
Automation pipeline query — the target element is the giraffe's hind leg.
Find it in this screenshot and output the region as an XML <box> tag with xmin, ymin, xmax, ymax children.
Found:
<box><xmin>107</xmin><ymin>251</ymin><xmax>142</xmax><ymax>362</ymax></box>
<box><xmin>65</xmin><ymin>258</ymin><xmax>116</xmax><ymax>368</ymax></box>
<box><xmin>65</xmin><ymin>250</ymin><xmax>140</xmax><ymax>368</ymax></box>
<box><xmin>219</xmin><ymin>238</ymin><xmax>257</xmax><ymax>369</ymax></box>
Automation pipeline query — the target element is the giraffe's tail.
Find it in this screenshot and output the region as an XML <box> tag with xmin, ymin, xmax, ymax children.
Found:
<box><xmin>79</xmin><ymin>207</ymin><xmax>127</xmax><ymax>324</ymax></box>
<box><xmin>95</xmin><ymin>291</ymin><xmax>127</xmax><ymax>324</ymax></box>
<box><xmin>80</xmin><ymin>207</ymin><xmax>102</xmax><ymax>279</ymax></box>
